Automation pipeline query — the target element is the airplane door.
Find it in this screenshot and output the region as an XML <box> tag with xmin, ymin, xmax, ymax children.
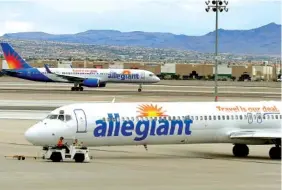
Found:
<box><xmin>74</xmin><ymin>109</ymin><xmax>87</xmax><ymax>133</ymax></box>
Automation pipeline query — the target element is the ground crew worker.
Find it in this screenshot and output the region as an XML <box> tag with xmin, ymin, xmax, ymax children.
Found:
<box><xmin>57</xmin><ymin>137</ymin><xmax>64</xmax><ymax>147</ymax></box>
<box><xmin>73</xmin><ymin>139</ymin><xmax>80</xmax><ymax>147</ymax></box>
<box><xmin>57</xmin><ymin>137</ymin><xmax>70</xmax><ymax>153</ymax></box>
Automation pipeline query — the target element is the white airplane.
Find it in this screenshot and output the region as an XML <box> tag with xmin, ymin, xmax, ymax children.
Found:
<box><xmin>0</xmin><ymin>42</ymin><xmax>160</xmax><ymax>92</ymax></box>
<box><xmin>24</xmin><ymin>101</ymin><xmax>282</xmax><ymax>160</ymax></box>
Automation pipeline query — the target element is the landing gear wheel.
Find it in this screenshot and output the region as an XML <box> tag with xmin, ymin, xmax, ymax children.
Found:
<box><xmin>71</xmin><ymin>87</ymin><xmax>75</xmax><ymax>91</ymax></box>
<box><xmin>138</xmin><ymin>88</ymin><xmax>142</xmax><ymax>92</ymax></box>
<box><xmin>232</xmin><ymin>144</ymin><xmax>249</xmax><ymax>157</ymax></box>
<box><xmin>269</xmin><ymin>147</ymin><xmax>281</xmax><ymax>160</ymax></box>
<box><xmin>79</xmin><ymin>87</ymin><xmax>84</xmax><ymax>91</ymax></box>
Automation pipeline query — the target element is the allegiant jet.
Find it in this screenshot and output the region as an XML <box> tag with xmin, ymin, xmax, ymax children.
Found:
<box><xmin>0</xmin><ymin>42</ymin><xmax>160</xmax><ymax>92</ymax></box>
<box><xmin>24</xmin><ymin>101</ymin><xmax>282</xmax><ymax>160</ymax></box>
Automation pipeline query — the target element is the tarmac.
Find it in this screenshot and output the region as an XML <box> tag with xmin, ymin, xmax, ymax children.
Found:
<box><xmin>0</xmin><ymin>77</ymin><xmax>281</xmax><ymax>190</ymax></box>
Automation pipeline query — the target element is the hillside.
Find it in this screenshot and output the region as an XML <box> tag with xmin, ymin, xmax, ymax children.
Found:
<box><xmin>2</xmin><ymin>22</ymin><xmax>281</xmax><ymax>56</ymax></box>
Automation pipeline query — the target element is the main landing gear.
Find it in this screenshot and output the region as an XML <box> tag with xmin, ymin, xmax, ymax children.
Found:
<box><xmin>232</xmin><ymin>144</ymin><xmax>281</xmax><ymax>160</ymax></box>
<box><xmin>138</xmin><ymin>84</ymin><xmax>142</xmax><ymax>92</ymax></box>
<box><xmin>71</xmin><ymin>83</ymin><xmax>83</xmax><ymax>91</ymax></box>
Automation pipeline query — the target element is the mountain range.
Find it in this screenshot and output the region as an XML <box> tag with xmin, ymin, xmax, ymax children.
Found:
<box><xmin>2</xmin><ymin>22</ymin><xmax>281</xmax><ymax>56</ymax></box>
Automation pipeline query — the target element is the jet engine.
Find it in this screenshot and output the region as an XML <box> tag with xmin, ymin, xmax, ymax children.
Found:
<box><xmin>82</xmin><ymin>78</ymin><xmax>106</xmax><ymax>88</ymax></box>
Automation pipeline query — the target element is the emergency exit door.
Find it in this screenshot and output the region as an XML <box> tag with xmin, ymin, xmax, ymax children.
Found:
<box><xmin>74</xmin><ymin>109</ymin><xmax>87</xmax><ymax>133</ymax></box>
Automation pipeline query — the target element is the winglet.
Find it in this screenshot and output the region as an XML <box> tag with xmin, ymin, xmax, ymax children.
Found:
<box><xmin>111</xmin><ymin>97</ymin><xmax>115</xmax><ymax>103</ymax></box>
<box><xmin>44</xmin><ymin>64</ymin><xmax>52</xmax><ymax>74</ymax></box>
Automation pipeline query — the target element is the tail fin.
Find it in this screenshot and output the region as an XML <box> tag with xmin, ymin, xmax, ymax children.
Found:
<box><xmin>0</xmin><ymin>42</ymin><xmax>32</xmax><ymax>69</ymax></box>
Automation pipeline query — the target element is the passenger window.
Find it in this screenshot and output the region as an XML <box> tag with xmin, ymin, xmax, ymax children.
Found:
<box><xmin>218</xmin><ymin>116</ymin><xmax>221</xmax><ymax>120</ymax></box>
<box><xmin>195</xmin><ymin>116</ymin><xmax>198</xmax><ymax>120</ymax></box>
<box><xmin>191</xmin><ymin>116</ymin><xmax>194</xmax><ymax>120</ymax></box>
<box><xmin>280</xmin><ymin>115</ymin><xmax>282</xmax><ymax>119</ymax></box>
<box><xmin>263</xmin><ymin>115</ymin><xmax>266</xmax><ymax>119</ymax></box>
<box><xmin>222</xmin><ymin>116</ymin><xmax>225</xmax><ymax>120</ymax></box>
<box><xmin>239</xmin><ymin>115</ymin><xmax>243</xmax><ymax>120</ymax></box>
<box><xmin>275</xmin><ymin>115</ymin><xmax>278</xmax><ymax>119</ymax></box>
<box><xmin>213</xmin><ymin>116</ymin><xmax>216</xmax><ymax>120</ymax></box>
<box><xmin>209</xmin><ymin>116</ymin><xmax>212</xmax><ymax>120</ymax></box>
<box><xmin>267</xmin><ymin>115</ymin><xmax>270</xmax><ymax>119</ymax></box>
<box><xmin>204</xmin><ymin>116</ymin><xmax>207</xmax><ymax>120</ymax></box>
<box><xmin>271</xmin><ymin>115</ymin><xmax>274</xmax><ymax>119</ymax></box>
<box><xmin>235</xmin><ymin>115</ymin><xmax>238</xmax><ymax>120</ymax></box>
<box><xmin>200</xmin><ymin>116</ymin><xmax>203</xmax><ymax>120</ymax></box>
<box><xmin>226</xmin><ymin>115</ymin><xmax>229</xmax><ymax>120</ymax></box>
<box><xmin>231</xmin><ymin>115</ymin><xmax>234</xmax><ymax>120</ymax></box>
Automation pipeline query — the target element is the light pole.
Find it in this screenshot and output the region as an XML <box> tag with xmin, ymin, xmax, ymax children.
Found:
<box><xmin>205</xmin><ymin>0</ymin><xmax>228</xmax><ymax>102</ymax></box>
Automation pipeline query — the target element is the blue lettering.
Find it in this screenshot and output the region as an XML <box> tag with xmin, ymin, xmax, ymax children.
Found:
<box><xmin>108</xmin><ymin>72</ymin><xmax>140</xmax><ymax>80</ymax></box>
<box><xmin>149</xmin><ymin>118</ymin><xmax>156</xmax><ymax>136</ymax></box>
<box><xmin>134</xmin><ymin>120</ymin><xmax>150</xmax><ymax>141</ymax></box>
<box><xmin>93</xmin><ymin>113</ymin><xmax>193</xmax><ymax>141</ymax></box>
<box><xmin>94</xmin><ymin>119</ymin><xmax>107</xmax><ymax>137</ymax></box>
<box><xmin>121</xmin><ymin>120</ymin><xmax>134</xmax><ymax>136</ymax></box>
<box><xmin>184</xmin><ymin>119</ymin><xmax>193</xmax><ymax>135</ymax></box>
<box><xmin>156</xmin><ymin>119</ymin><xmax>169</xmax><ymax>136</ymax></box>
<box><xmin>170</xmin><ymin>119</ymin><xmax>183</xmax><ymax>135</ymax></box>
<box><xmin>107</xmin><ymin>113</ymin><xmax>114</xmax><ymax>136</ymax></box>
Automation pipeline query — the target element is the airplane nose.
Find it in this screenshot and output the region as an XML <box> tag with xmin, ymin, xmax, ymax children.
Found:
<box><xmin>24</xmin><ymin>127</ymin><xmax>38</xmax><ymax>144</ymax></box>
<box><xmin>155</xmin><ymin>76</ymin><xmax>160</xmax><ymax>82</ymax></box>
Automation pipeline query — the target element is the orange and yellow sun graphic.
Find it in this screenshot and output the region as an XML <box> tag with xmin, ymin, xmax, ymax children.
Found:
<box><xmin>137</xmin><ymin>104</ymin><xmax>167</xmax><ymax>117</ymax></box>
<box><xmin>4</xmin><ymin>52</ymin><xmax>22</xmax><ymax>69</ymax></box>
<box><xmin>122</xmin><ymin>70</ymin><xmax>131</xmax><ymax>75</ymax></box>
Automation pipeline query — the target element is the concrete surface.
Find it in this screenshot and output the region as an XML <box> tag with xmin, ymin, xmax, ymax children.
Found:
<box><xmin>1</xmin><ymin>76</ymin><xmax>281</xmax><ymax>87</ymax></box>
<box><xmin>0</xmin><ymin>95</ymin><xmax>280</xmax><ymax>112</ymax></box>
<box><xmin>0</xmin><ymin>119</ymin><xmax>280</xmax><ymax>190</ymax></box>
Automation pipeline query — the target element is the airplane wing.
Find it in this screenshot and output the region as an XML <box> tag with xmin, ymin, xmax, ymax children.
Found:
<box><xmin>44</xmin><ymin>64</ymin><xmax>102</xmax><ymax>82</ymax></box>
<box><xmin>229</xmin><ymin>130</ymin><xmax>282</xmax><ymax>140</ymax></box>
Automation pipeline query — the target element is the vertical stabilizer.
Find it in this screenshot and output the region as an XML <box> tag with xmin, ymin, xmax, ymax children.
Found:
<box><xmin>0</xmin><ymin>42</ymin><xmax>32</xmax><ymax>69</ymax></box>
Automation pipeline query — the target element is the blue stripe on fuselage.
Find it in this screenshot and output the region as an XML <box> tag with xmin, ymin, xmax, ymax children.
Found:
<box><xmin>3</xmin><ymin>68</ymin><xmax>53</xmax><ymax>82</ymax></box>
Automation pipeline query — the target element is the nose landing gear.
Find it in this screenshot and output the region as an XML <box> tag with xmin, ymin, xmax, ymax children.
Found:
<box><xmin>138</xmin><ymin>84</ymin><xmax>142</xmax><ymax>92</ymax></box>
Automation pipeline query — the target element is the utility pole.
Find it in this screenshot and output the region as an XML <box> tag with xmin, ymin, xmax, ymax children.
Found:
<box><xmin>205</xmin><ymin>0</ymin><xmax>228</xmax><ymax>102</ymax></box>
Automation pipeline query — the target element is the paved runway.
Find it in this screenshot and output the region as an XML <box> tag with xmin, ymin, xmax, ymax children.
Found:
<box><xmin>0</xmin><ymin>78</ymin><xmax>281</xmax><ymax>98</ymax></box>
<box><xmin>0</xmin><ymin>119</ymin><xmax>280</xmax><ymax>190</ymax></box>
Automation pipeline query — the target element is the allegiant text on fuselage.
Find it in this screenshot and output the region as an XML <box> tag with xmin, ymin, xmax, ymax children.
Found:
<box><xmin>108</xmin><ymin>72</ymin><xmax>140</xmax><ymax>80</ymax></box>
<box><xmin>93</xmin><ymin>113</ymin><xmax>193</xmax><ymax>141</ymax></box>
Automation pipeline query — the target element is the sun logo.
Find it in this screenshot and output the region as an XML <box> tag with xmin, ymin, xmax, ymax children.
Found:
<box><xmin>4</xmin><ymin>52</ymin><xmax>22</xmax><ymax>69</ymax></box>
<box><xmin>137</xmin><ymin>104</ymin><xmax>167</xmax><ymax>117</ymax></box>
<box><xmin>122</xmin><ymin>70</ymin><xmax>131</xmax><ymax>75</ymax></box>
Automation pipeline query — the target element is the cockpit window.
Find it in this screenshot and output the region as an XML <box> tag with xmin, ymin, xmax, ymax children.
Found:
<box><xmin>58</xmin><ymin>115</ymin><xmax>64</xmax><ymax>121</ymax></box>
<box><xmin>149</xmin><ymin>74</ymin><xmax>153</xmax><ymax>77</ymax></box>
<box><xmin>47</xmin><ymin>114</ymin><xmax>58</xmax><ymax>119</ymax></box>
<box><xmin>65</xmin><ymin>115</ymin><xmax>72</xmax><ymax>121</ymax></box>
<box><xmin>46</xmin><ymin>114</ymin><xmax>72</xmax><ymax>122</ymax></box>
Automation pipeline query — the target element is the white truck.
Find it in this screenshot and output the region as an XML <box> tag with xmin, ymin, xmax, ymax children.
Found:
<box><xmin>42</xmin><ymin>144</ymin><xmax>92</xmax><ymax>163</ymax></box>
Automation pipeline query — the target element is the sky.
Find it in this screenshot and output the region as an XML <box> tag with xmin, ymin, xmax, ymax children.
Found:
<box><xmin>0</xmin><ymin>0</ymin><xmax>280</xmax><ymax>36</ymax></box>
